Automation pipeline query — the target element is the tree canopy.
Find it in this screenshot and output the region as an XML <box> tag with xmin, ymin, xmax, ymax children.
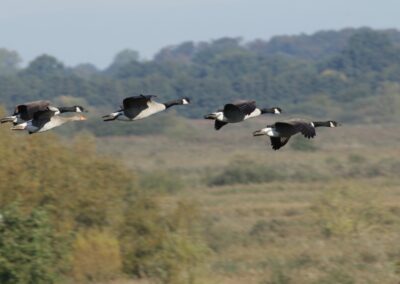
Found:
<box><xmin>1</xmin><ymin>27</ymin><xmax>400</xmax><ymax>137</ymax></box>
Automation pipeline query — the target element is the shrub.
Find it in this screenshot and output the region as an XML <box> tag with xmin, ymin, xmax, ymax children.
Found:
<box><xmin>150</xmin><ymin>233</ymin><xmax>208</xmax><ymax>284</ymax></box>
<box><xmin>70</xmin><ymin>230</ymin><xmax>122</xmax><ymax>283</ymax></box>
<box><xmin>0</xmin><ymin>204</ymin><xmax>61</xmax><ymax>284</ymax></box>
<box><xmin>260</xmin><ymin>260</ymin><xmax>292</xmax><ymax>284</ymax></box>
<box><xmin>140</xmin><ymin>171</ymin><xmax>184</xmax><ymax>194</ymax></box>
<box><xmin>120</xmin><ymin>199</ymin><xmax>208</xmax><ymax>283</ymax></box>
<box><xmin>207</xmin><ymin>158</ymin><xmax>325</xmax><ymax>186</ymax></box>
<box><xmin>249</xmin><ymin>219</ymin><xmax>286</xmax><ymax>243</ymax></box>
<box><xmin>312</xmin><ymin>186</ymin><xmax>385</xmax><ymax>238</ymax></box>
<box><xmin>208</xmin><ymin>162</ymin><xmax>283</xmax><ymax>186</ymax></box>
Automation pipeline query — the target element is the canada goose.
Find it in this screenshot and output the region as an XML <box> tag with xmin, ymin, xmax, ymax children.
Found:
<box><xmin>0</xmin><ymin>100</ymin><xmax>87</xmax><ymax>125</ymax></box>
<box><xmin>102</xmin><ymin>95</ymin><xmax>190</xmax><ymax>121</ymax></box>
<box><xmin>11</xmin><ymin>108</ymin><xmax>87</xmax><ymax>134</ymax></box>
<box><xmin>204</xmin><ymin>100</ymin><xmax>282</xmax><ymax>130</ymax></box>
<box><xmin>253</xmin><ymin>119</ymin><xmax>339</xmax><ymax>150</ymax></box>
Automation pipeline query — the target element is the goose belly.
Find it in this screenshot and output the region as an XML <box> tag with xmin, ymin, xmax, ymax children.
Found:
<box><xmin>37</xmin><ymin>118</ymin><xmax>64</xmax><ymax>132</ymax></box>
<box><xmin>243</xmin><ymin>109</ymin><xmax>261</xmax><ymax>120</ymax></box>
<box><xmin>133</xmin><ymin>102</ymin><xmax>166</xmax><ymax>120</ymax></box>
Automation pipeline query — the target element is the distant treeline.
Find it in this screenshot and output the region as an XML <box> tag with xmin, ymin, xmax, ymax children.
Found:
<box><xmin>1</xmin><ymin>27</ymin><xmax>400</xmax><ymax>136</ymax></box>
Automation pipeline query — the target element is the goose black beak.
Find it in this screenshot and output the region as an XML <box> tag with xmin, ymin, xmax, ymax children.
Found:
<box><xmin>204</xmin><ymin>114</ymin><xmax>215</xmax><ymax>120</ymax></box>
<box><xmin>253</xmin><ymin>130</ymin><xmax>266</xmax><ymax>136</ymax></box>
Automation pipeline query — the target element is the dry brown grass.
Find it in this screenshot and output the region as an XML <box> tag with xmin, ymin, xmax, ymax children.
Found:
<box><xmin>95</xmin><ymin>122</ymin><xmax>400</xmax><ymax>283</ymax></box>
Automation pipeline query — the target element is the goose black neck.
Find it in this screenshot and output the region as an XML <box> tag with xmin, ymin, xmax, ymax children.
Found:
<box><xmin>313</xmin><ymin>121</ymin><xmax>331</xmax><ymax>127</ymax></box>
<box><xmin>58</xmin><ymin>106</ymin><xmax>75</xmax><ymax>113</ymax></box>
<box><xmin>164</xmin><ymin>99</ymin><xmax>181</xmax><ymax>109</ymax></box>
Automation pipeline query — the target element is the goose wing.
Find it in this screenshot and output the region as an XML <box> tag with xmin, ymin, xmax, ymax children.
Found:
<box><xmin>122</xmin><ymin>95</ymin><xmax>156</xmax><ymax>118</ymax></box>
<box><xmin>275</xmin><ymin>120</ymin><xmax>316</xmax><ymax>138</ymax></box>
<box><xmin>16</xmin><ymin>100</ymin><xmax>51</xmax><ymax>121</ymax></box>
<box><xmin>270</xmin><ymin>136</ymin><xmax>291</xmax><ymax>150</ymax></box>
<box><xmin>214</xmin><ymin>120</ymin><xmax>228</xmax><ymax>130</ymax></box>
<box><xmin>223</xmin><ymin>100</ymin><xmax>256</xmax><ymax>122</ymax></box>
<box><xmin>31</xmin><ymin>109</ymin><xmax>57</xmax><ymax>128</ymax></box>
<box><xmin>123</xmin><ymin>95</ymin><xmax>155</xmax><ymax>109</ymax></box>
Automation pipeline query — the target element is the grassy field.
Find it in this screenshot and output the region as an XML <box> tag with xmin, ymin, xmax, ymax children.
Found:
<box><xmin>96</xmin><ymin>118</ymin><xmax>400</xmax><ymax>283</ymax></box>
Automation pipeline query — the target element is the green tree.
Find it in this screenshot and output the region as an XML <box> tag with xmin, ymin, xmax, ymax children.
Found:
<box><xmin>0</xmin><ymin>204</ymin><xmax>61</xmax><ymax>284</ymax></box>
<box><xmin>0</xmin><ymin>48</ymin><xmax>21</xmax><ymax>75</ymax></box>
<box><xmin>24</xmin><ymin>55</ymin><xmax>65</xmax><ymax>77</ymax></box>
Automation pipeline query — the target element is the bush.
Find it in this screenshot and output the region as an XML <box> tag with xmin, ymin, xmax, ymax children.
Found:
<box><xmin>70</xmin><ymin>230</ymin><xmax>122</xmax><ymax>283</ymax></box>
<box><xmin>150</xmin><ymin>233</ymin><xmax>208</xmax><ymax>284</ymax></box>
<box><xmin>0</xmin><ymin>204</ymin><xmax>61</xmax><ymax>284</ymax></box>
<box><xmin>140</xmin><ymin>171</ymin><xmax>184</xmax><ymax>194</ymax></box>
<box><xmin>207</xmin><ymin>161</ymin><xmax>283</xmax><ymax>186</ymax></box>
<box><xmin>207</xmin><ymin>158</ymin><xmax>325</xmax><ymax>186</ymax></box>
<box><xmin>120</xmin><ymin>199</ymin><xmax>209</xmax><ymax>283</ymax></box>
<box><xmin>249</xmin><ymin>219</ymin><xmax>286</xmax><ymax>243</ymax></box>
<box><xmin>312</xmin><ymin>186</ymin><xmax>386</xmax><ymax>238</ymax></box>
<box><xmin>260</xmin><ymin>260</ymin><xmax>292</xmax><ymax>284</ymax></box>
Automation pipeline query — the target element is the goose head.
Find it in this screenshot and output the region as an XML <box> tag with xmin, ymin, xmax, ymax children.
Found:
<box><xmin>261</xmin><ymin>107</ymin><xmax>282</xmax><ymax>114</ymax></box>
<box><xmin>74</xmin><ymin>106</ymin><xmax>88</xmax><ymax>113</ymax></box>
<box><xmin>328</xmin><ymin>120</ymin><xmax>339</xmax><ymax>127</ymax></box>
<box><xmin>204</xmin><ymin>112</ymin><xmax>223</xmax><ymax>120</ymax></box>
<box><xmin>253</xmin><ymin>128</ymin><xmax>268</xmax><ymax>136</ymax></box>
<box><xmin>253</xmin><ymin>127</ymin><xmax>279</xmax><ymax>137</ymax></box>
<box><xmin>181</xmin><ymin>97</ymin><xmax>190</xmax><ymax>105</ymax></box>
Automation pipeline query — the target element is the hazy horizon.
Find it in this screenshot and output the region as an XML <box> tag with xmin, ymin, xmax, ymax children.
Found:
<box><xmin>2</xmin><ymin>0</ymin><xmax>400</xmax><ymax>68</ymax></box>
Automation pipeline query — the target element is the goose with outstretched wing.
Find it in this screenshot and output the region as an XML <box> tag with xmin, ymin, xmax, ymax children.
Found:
<box><xmin>1</xmin><ymin>100</ymin><xmax>87</xmax><ymax>125</ymax></box>
<box><xmin>253</xmin><ymin>119</ymin><xmax>339</xmax><ymax>150</ymax></box>
<box><xmin>204</xmin><ymin>100</ymin><xmax>281</xmax><ymax>130</ymax></box>
<box><xmin>102</xmin><ymin>95</ymin><xmax>190</xmax><ymax>121</ymax></box>
<box><xmin>11</xmin><ymin>107</ymin><xmax>86</xmax><ymax>134</ymax></box>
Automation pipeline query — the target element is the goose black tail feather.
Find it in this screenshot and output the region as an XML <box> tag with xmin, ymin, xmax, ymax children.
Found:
<box><xmin>0</xmin><ymin>117</ymin><xmax>16</xmax><ymax>124</ymax></box>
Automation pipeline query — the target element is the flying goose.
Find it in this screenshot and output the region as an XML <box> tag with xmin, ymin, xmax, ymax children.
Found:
<box><xmin>253</xmin><ymin>119</ymin><xmax>339</xmax><ymax>150</ymax></box>
<box><xmin>11</xmin><ymin>107</ymin><xmax>87</xmax><ymax>134</ymax></box>
<box><xmin>0</xmin><ymin>100</ymin><xmax>87</xmax><ymax>125</ymax></box>
<box><xmin>102</xmin><ymin>95</ymin><xmax>190</xmax><ymax>121</ymax></box>
<box><xmin>204</xmin><ymin>100</ymin><xmax>282</xmax><ymax>130</ymax></box>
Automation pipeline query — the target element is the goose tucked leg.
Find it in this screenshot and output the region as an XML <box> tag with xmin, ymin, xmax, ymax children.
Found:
<box><xmin>11</xmin><ymin>122</ymin><xmax>28</xmax><ymax>131</ymax></box>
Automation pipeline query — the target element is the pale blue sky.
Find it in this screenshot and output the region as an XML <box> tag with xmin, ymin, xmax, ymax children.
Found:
<box><xmin>1</xmin><ymin>0</ymin><xmax>400</xmax><ymax>68</ymax></box>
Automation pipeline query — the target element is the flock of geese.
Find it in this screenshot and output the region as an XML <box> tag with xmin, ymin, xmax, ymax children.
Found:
<box><xmin>0</xmin><ymin>95</ymin><xmax>339</xmax><ymax>150</ymax></box>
